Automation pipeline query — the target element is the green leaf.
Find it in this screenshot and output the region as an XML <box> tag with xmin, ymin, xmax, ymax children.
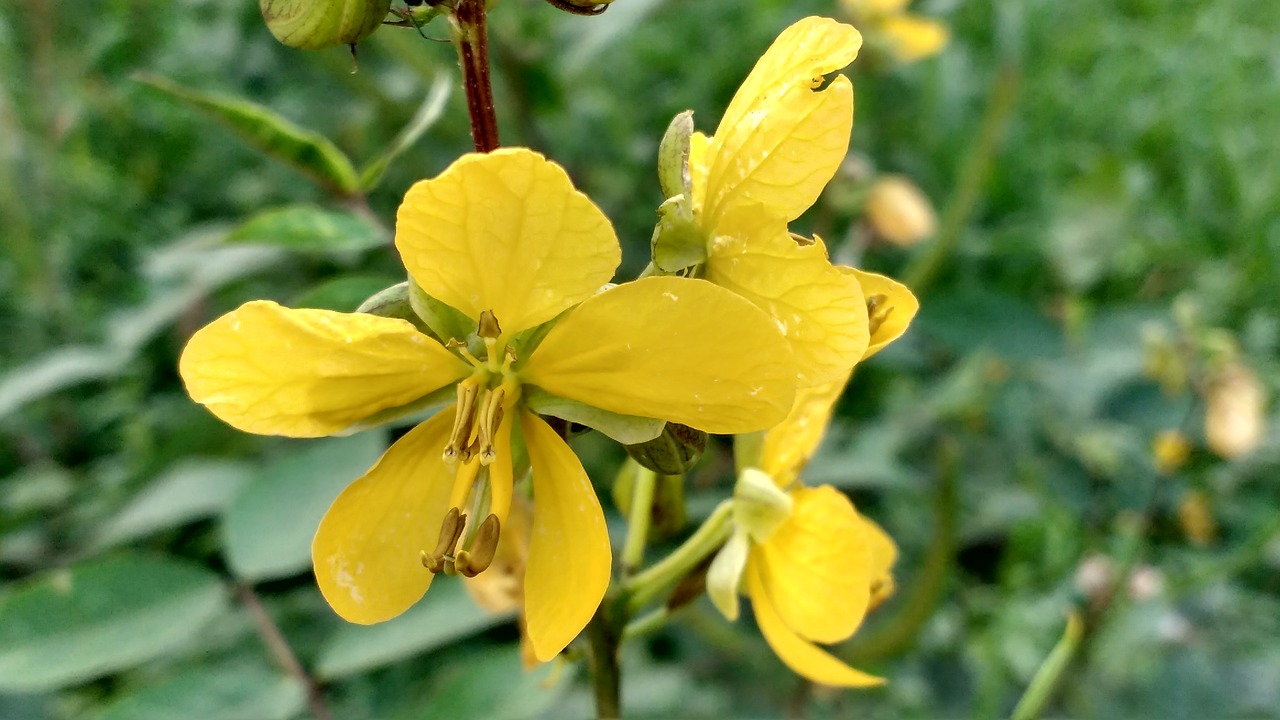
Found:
<box><xmin>94</xmin><ymin>660</ymin><xmax>305</xmax><ymax>720</ymax></box>
<box><xmin>0</xmin><ymin>555</ymin><xmax>227</xmax><ymax>693</ymax></box>
<box><xmin>398</xmin><ymin>644</ymin><xmax>571</xmax><ymax>720</ymax></box>
<box><xmin>523</xmin><ymin>387</ymin><xmax>666</xmax><ymax>444</ymax></box>
<box><xmin>358</xmin><ymin>73</ymin><xmax>452</xmax><ymax>191</ymax></box>
<box><xmin>92</xmin><ymin>459</ymin><xmax>253</xmax><ymax>550</ymax></box>
<box><xmin>134</xmin><ymin>72</ymin><xmax>361</xmax><ymax>196</ymax></box>
<box><xmin>315</xmin><ymin>577</ymin><xmax>509</xmax><ymax>680</ymax></box>
<box><xmin>0</xmin><ymin>346</ymin><xmax>127</xmax><ymax>419</ymax></box>
<box><xmin>293</xmin><ymin>274</ymin><xmax>404</xmax><ymax>312</ymax></box>
<box><xmin>225</xmin><ymin>205</ymin><xmax>387</xmax><ymax>254</ymax></box>
<box><xmin>223</xmin><ymin>433</ymin><xmax>386</xmax><ymax>582</ymax></box>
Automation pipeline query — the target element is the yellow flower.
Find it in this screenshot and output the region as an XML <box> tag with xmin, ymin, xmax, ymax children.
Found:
<box><xmin>840</xmin><ymin>0</ymin><xmax>949</xmax><ymax>64</ymax></box>
<box><xmin>180</xmin><ymin>148</ymin><xmax>800</xmax><ymax>662</ymax></box>
<box><xmin>667</xmin><ymin>17</ymin><xmax>871</xmax><ymax>387</ymax></box>
<box><xmin>705</xmin><ymin>271</ymin><xmax>916</xmax><ymax>686</ymax></box>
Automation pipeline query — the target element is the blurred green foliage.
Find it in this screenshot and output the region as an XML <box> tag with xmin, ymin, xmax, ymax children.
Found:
<box><xmin>1</xmin><ymin>0</ymin><xmax>1278</xmax><ymax>718</ymax></box>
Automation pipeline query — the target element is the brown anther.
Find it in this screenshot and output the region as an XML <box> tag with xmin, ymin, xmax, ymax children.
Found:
<box><xmin>866</xmin><ymin>293</ymin><xmax>893</xmax><ymax>336</ymax></box>
<box><xmin>443</xmin><ymin>380</ymin><xmax>480</xmax><ymax>463</ymax></box>
<box><xmin>422</xmin><ymin>507</ymin><xmax>467</xmax><ymax>574</ymax></box>
<box><xmin>476</xmin><ymin>386</ymin><xmax>506</xmax><ymax>466</ymax></box>
<box><xmin>477</xmin><ymin>310</ymin><xmax>502</xmax><ymax>339</ymax></box>
<box><xmin>788</xmin><ymin>231</ymin><xmax>816</xmax><ymax>247</ymax></box>
<box><xmin>455</xmin><ymin>514</ymin><xmax>501</xmax><ymax>577</ymax></box>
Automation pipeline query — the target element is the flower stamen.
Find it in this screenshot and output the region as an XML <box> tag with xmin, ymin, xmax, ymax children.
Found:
<box><xmin>421</xmin><ymin>506</ymin><xmax>467</xmax><ymax>575</ymax></box>
<box><xmin>455</xmin><ymin>513</ymin><xmax>501</xmax><ymax>577</ymax></box>
<box><xmin>444</xmin><ymin>377</ymin><xmax>482</xmax><ymax>464</ymax></box>
<box><xmin>866</xmin><ymin>293</ymin><xmax>893</xmax><ymax>336</ymax></box>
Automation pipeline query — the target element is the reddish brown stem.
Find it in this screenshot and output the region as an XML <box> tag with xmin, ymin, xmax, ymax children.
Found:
<box><xmin>453</xmin><ymin>0</ymin><xmax>499</xmax><ymax>152</ymax></box>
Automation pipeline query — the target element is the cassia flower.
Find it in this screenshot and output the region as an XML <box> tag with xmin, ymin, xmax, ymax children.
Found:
<box><xmin>180</xmin><ymin>148</ymin><xmax>799</xmax><ymax>661</ymax></box>
<box><xmin>705</xmin><ymin>271</ymin><xmax>916</xmax><ymax>686</ymax></box>
<box><xmin>659</xmin><ymin>17</ymin><xmax>871</xmax><ymax>387</ymax></box>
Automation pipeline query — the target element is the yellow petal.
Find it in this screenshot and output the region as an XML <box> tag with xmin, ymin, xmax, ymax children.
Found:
<box><xmin>752</xmin><ymin>486</ymin><xmax>871</xmax><ymax>644</ymax></box>
<box><xmin>748</xmin><ymin>561</ymin><xmax>884</xmax><ymax>687</ymax></box>
<box><xmin>839</xmin><ymin>267</ymin><xmax>918</xmax><ymax>359</ymax></box>
<box><xmin>759</xmin><ymin>377</ymin><xmax>849</xmax><ymax>485</ymax></box>
<box><xmin>879</xmin><ymin>14</ymin><xmax>950</xmax><ymax>63</ymax></box>
<box><xmin>520</xmin><ymin>411</ymin><xmax>612</xmax><ymax>662</ymax></box>
<box><xmin>688</xmin><ymin>130</ymin><xmax>711</xmax><ymax>214</ymax></box>
<box><xmin>396</xmin><ymin>148</ymin><xmax>621</xmax><ymax>338</ymax></box>
<box><xmin>312</xmin><ymin>408</ymin><xmax>457</xmax><ymax>623</ymax></box>
<box><xmin>180</xmin><ymin>300</ymin><xmax>470</xmax><ymax>437</ymax></box>
<box><xmin>702</xmin><ymin>17</ymin><xmax>862</xmax><ymax>224</ymax></box>
<box><xmin>522</xmin><ymin>277</ymin><xmax>796</xmax><ymax>435</ymax></box>
<box><xmin>704</xmin><ymin>205</ymin><xmax>869</xmax><ymax>386</ymax></box>
<box><xmin>859</xmin><ymin>514</ymin><xmax>899</xmax><ymax>608</ymax></box>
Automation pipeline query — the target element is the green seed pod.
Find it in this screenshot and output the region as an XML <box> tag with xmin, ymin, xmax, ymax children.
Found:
<box><xmin>260</xmin><ymin>0</ymin><xmax>392</xmax><ymax>50</ymax></box>
<box><xmin>624</xmin><ymin>422</ymin><xmax>707</xmax><ymax>475</ymax></box>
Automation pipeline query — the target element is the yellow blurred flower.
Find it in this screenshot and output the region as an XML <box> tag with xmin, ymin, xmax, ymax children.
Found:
<box><xmin>1152</xmin><ymin>429</ymin><xmax>1192</xmax><ymax>475</ymax></box>
<box><xmin>705</xmin><ymin>273</ymin><xmax>916</xmax><ymax>687</ymax></box>
<box><xmin>864</xmin><ymin>174</ymin><xmax>937</xmax><ymax>247</ymax></box>
<box><xmin>180</xmin><ymin>148</ymin><xmax>800</xmax><ymax>661</ymax></box>
<box><xmin>677</xmin><ymin>16</ymin><xmax>872</xmax><ymax>387</ymax></box>
<box><xmin>840</xmin><ymin>0</ymin><xmax>949</xmax><ymax>64</ymax></box>
<box><xmin>1205</xmin><ymin>361</ymin><xmax>1266</xmax><ymax>459</ymax></box>
<box><xmin>1177</xmin><ymin>489</ymin><xmax>1216</xmax><ymax>548</ymax></box>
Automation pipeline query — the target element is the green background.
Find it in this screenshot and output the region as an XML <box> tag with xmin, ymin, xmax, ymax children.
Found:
<box><xmin>2</xmin><ymin>0</ymin><xmax>1278</xmax><ymax>718</ymax></box>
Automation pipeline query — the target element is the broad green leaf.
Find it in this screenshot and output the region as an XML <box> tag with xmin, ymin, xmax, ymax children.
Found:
<box><xmin>397</xmin><ymin>644</ymin><xmax>571</xmax><ymax>720</ymax></box>
<box><xmin>223</xmin><ymin>433</ymin><xmax>386</xmax><ymax>582</ymax></box>
<box><xmin>523</xmin><ymin>386</ymin><xmax>666</xmax><ymax>445</ymax></box>
<box><xmin>315</xmin><ymin>577</ymin><xmax>509</xmax><ymax>680</ymax></box>
<box><xmin>94</xmin><ymin>661</ymin><xmax>305</xmax><ymax>720</ymax></box>
<box><xmin>359</xmin><ymin>73</ymin><xmax>452</xmax><ymax>191</ymax></box>
<box><xmin>0</xmin><ymin>555</ymin><xmax>226</xmax><ymax>693</ymax></box>
<box><xmin>92</xmin><ymin>459</ymin><xmax>253</xmax><ymax>550</ymax></box>
<box><xmin>293</xmin><ymin>274</ymin><xmax>404</xmax><ymax>312</ymax></box>
<box><xmin>225</xmin><ymin>205</ymin><xmax>387</xmax><ymax>254</ymax></box>
<box><xmin>0</xmin><ymin>346</ymin><xmax>126</xmax><ymax>419</ymax></box>
<box><xmin>134</xmin><ymin>72</ymin><xmax>361</xmax><ymax>196</ymax></box>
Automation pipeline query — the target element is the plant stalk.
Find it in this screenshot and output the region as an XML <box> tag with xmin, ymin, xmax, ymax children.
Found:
<box><xmin>451</xmin><ymin>0</ymin><xmax>499</xmax><ymax>152</ymax></box>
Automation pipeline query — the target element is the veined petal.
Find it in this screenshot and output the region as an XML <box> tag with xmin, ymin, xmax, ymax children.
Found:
<box><xmin>704</xmin><ymin>205</ymin><xmax>869</xmax><ymax>386</ymax></box>
<box><xmin>312</xmin><ymin>408</ymin><xmax>457</xmax><ymax>623</ymax></box>
<box><xmin>748</xmin><ymin>562</ymin><xmax>885</xmax><ymax>688</ymax></box>
<box><xmin>753</xmin><ymin>486</ymin><xmax>872</xmax><ymax>644</ymax></box>
<box><xmin>520</xmin><ymin>411</ymin><xmax>612</xmax><ymax>662</ymax></box>
<box><xmin>703</xmin><ymin>17</ymin><xmax>862</xmax><ymax>224</ymax></box>
<box><xmin>396</xmin><ymin>148</ymin><xmax>621</xmax><ymax>338</ymax></box>
<box><xmin>839</xmin><ymin>267</ymin><xmax>918</xmax><ymax>359</ymax></box>
<box><xmin>180</xmin><ymin>300</ymin><xmax>469</xmax><ymax>437</ymax></box>
<box><xmin>760</xmin><ymin>375</ymin><xmax>850</xmax><ymax>485</ymax></box>
<box><xmin>522</xmin><ymin>277</ymin><xmax>796</xmax><ymax>435</ymax></box>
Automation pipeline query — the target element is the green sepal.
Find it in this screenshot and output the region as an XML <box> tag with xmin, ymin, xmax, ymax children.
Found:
<box><xmin>523</xmin><ymin>387</ymin><xmax>666</xmax><ymax>445</ymax></box>
<box><xmin>625</xmin><ymin>422</ymin><xmax>707</xmax><ymax>474</ymax></box>
<box><xmin>650</xmin><ymin>196</ymin><xmax>707</xmax><ymax>273</ymax></box>
<box><xmin>408</xmin><ymin>279</ymin><xmax>473</xmax><ymax>344</ymax></box>
<box><xmin>354</xmin><ymin>281</ymin><xmax>434</xmax><ymax>335</ymax></box>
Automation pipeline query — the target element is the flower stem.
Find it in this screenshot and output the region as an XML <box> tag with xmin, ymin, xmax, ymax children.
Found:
<box><xmin>621</xmin><ymin>465</ymin><xmax>658</xmax><ymax>575</ymax></box>
<box><xmin>1009</xmin><ymin>612</ymin><xmax>1085</xmax><ymax>720</ymax></box>
<box><xmin>586</xmin><ymin>597</ymin><xmax>623</xmax><ymax>719</ymax></box>
<box><xmin>622</xmin><ymin>501</ymin><xmax>734</xmax><ymax>614</ymax></box>
<box><xmin>450</xmin><ymin>0</ymin><xmax>499</xmax><ymax>152</ymax></box>
<box><xmin>237</xmin><ymin>584</ymin><xmax>333</xmax><ymax>720</ymax></box>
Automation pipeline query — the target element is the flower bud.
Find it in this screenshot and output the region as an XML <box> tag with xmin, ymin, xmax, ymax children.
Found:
<box><xmin>1205</xmin><ymin>361</ymin><xmax>1266</xmax><ymax>459</ymax></box>
<box><xmin>260</xmin><ymin>0</ymin><xmax>392</xmax><ymax>50</ymax></box>
<box><xmin>624</xmin><ymin>422</ymin><xmax>707</xmax><ymax>475</ymax></box>
<box><xmin>864</xmin><ymin>175</ymin><xmax>936</xmax><ymax>247</ymax></box>
<box><xmin>1177</xmin><ymin>489</ymin><xmax>1216</xmax><ymax>547</ymax></box>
